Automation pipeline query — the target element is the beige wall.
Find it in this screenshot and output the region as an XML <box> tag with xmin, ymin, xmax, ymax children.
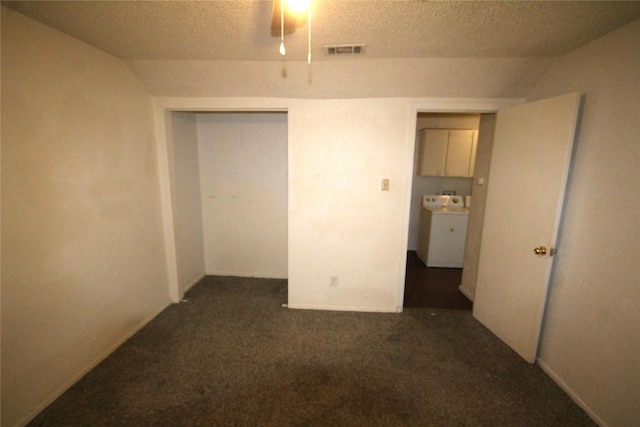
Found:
<box><xmin>525</xmin><ymin>20</ymin><xmax>639</xmax><ymax>427</ymax></box>
<box><xmin>127</xmin><ymin>57</ymin><xmax>554</xmax><ymax>99</ymax></box>
<box><xmin>196</xmin><ymin>112</ymin><xmax>288</xmax><ymax>278</ymax></box>
<box><xmin>153</xmin><ymin>98</ymin><xmax>513</xmax><ymax>315</ymax></box>
<box><xmin>153</xmin><ymin>98</ymin><xmax>425</xmax><ymax>312</ymax></box>
<box><xmin>1</xmin><ymin>8</ymin><xmax>170</xmax><ymax>426</ymax></box>
<box><xmin>286</xmin><ymin>98</ymin><xmax>411</xmax><ymax>311</ymax></box>
<box><xmin>170</xmin><ymin>112</ymin><xmax>205</xmax><ymax>294</ymax></box>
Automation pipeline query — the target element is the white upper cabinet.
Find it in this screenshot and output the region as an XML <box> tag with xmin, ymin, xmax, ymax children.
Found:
<box><xmin>417</xmin><ymin>129</ymin><xmax>449</xmax><ymax>176</ymax></box>
<box><xmin>418</xmin><ymin>129</ymin><xmax>477</xmax><ymax>177</ymax></box>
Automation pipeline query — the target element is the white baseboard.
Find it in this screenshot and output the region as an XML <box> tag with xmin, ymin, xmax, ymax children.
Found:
<box><xmin>536</xmin><ymin>358</ymin><xmax>607</xmax><ymax>427</ymax></box>
<box><xmin>205</xmin><ymin>270</ymin><xmax>288</xmax><ymax>280</ymax></box>
<box><xmin>17</xmin><ymin>302</ymin><xmax>170</xmax><ymax>427</ymax></box>
<box><xmin>458</xmin><ymin>285</ymin><xmax>474</xmax><ymax>302</ymax></box>
<box><xmin>180</xmin><ymin>273</ymin><xmax>206</xmax><ymax>297</ymax></box>
<box><xmin>287</xmin><ymin>303</ymin><xmax>397</xmax><ymax>313</ymax></box>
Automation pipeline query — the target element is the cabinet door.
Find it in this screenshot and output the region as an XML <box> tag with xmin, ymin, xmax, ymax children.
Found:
<box><xmin>445</xmin><ymin>130</ymin><xmax>475</xmax><ymax>177</ymax></box>
<box><xmin>418</xmin><ymin>129</ymin><xmax>448</xmax><ymax>176</ymax></box>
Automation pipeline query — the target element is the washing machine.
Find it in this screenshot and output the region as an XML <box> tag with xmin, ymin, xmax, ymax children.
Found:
<box><xmin>416</xmin><ymin>195</ymin><xmax>469</xmax><ymax>268</ymax></box>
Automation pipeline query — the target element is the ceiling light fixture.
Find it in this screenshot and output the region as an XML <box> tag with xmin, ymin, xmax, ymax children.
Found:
<box><xmin>287</xmin><ymin>0</ymin><xmax>308</xmax><ymax>15</ymax></box>
<box><xmin>272</xmin><ymin>0</ymin><xmax>312</xmax><ymax>63</ymax></box>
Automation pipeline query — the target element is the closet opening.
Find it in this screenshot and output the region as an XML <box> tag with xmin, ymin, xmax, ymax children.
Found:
<box><xmin>167</xmin><ymin>111</ymin><xmax>288</xmax><ymax>300</ymax></box>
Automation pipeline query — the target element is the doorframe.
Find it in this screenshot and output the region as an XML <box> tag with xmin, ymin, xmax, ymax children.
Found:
<box><xmin>396</xmin><ymin>98</ymin><xmax>524</xmax><ymax>312</ymax></box>
<box><xmin>153</xmin><ymin>98</ymin><xmax>290</xmax><ymax>302</ymax></box>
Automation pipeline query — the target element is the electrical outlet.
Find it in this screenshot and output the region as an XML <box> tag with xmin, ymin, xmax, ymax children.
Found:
<box><xmin>381</xmin><ymin>178</ymin><xmax>390</xmax><ymax>191</ymax></box>
<box><xmin>330</xmin><ymin>276</ymin><xmax>338</xmax><ymax>287</ymax></box>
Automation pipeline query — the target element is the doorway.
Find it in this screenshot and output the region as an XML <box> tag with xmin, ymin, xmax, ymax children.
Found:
<box><xmin>168</xmin><ymin>111</ymin><xmax>288</xmax><ymax>298</ymax></box>
<box><xmin>403</xmin><ymin>112</ymin><xmax>490</xmax><ymax>310</ymax></box>
<box><xmin>399</xmin><ymin>95</ymin><xmax>577</xmax><ymax>362</ymax></box>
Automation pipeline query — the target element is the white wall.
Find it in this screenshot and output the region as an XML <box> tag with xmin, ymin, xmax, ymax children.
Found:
<box><xmin>196</xmin><ymin>113</ymin><xmax>288</xmax><ymax>278</ymax></box>
<box><xmin>525</xmin><ymin>20</ymin><xmax>640</xmax><ymax>427</ymax></box>
<box><xmin>170</xmin><ymin>112</ymin><xmax>205</xmax><ymax>294</ymax></box>
<box><xmin>286</xmin><ymin>99</ymin><xmax>411</xmax><ymax>312</ymax></box>
<box><xmin>153</xmin><ymin>97</ymin><xmax>423</xmax><ymax>313</ymax></box>
<box><xmin>127</xmin><ymin>57</ymin><xmax>554</xmax><ymax>99</ymax></box>
<box><xmin>154</xmin><ymin>98</ymin><xmax>515</xmax><ymax>315</ymax></box>
<box><xmin>1</xmin><ymin>8</ymin><xmax>170</xmax><ymax>426</ymax></box>
<box><xmin>407</xmin><ymin>114</ymin><xmax>479</xmax><ymax>250</ymax></box>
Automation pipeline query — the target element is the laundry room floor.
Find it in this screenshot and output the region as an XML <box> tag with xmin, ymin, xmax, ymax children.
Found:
<box><xmin>404</xmin><ymin>251</ymin><xmax>473</xmax><ymax>310</ymax></box>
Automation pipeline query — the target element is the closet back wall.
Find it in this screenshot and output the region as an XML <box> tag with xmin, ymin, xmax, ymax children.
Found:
<box><xmin>196</xmin><ymin>113</ymin><xmax>288</xmax><ymax>278</ymax></box>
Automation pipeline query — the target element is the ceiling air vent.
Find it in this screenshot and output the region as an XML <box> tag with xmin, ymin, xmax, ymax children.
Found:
<box><xmin>324</xmin><ymin>44</ymin><xmax>366</xmax><ymax>56</ymax></box>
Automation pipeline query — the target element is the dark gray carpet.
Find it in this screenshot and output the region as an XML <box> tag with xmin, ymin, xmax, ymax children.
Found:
<box><xmin>30</xmin><ymin>276</ymin><xmax>595</xmax><ymax>426</ymax></box>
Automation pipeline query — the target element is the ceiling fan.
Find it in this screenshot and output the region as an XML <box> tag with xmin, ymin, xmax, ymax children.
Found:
<box><xmin>270</xmin><ymin>0</ymin><xmax>306</xmax><ymax>36</ymax></box>
<box><xmin>271</xmin><ymin>0</ymin><xmax>312</xmax><ymax>63</ymax></box>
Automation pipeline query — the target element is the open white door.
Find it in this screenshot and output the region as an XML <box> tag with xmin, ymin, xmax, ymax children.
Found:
<box><xmin>473</xmin><ymin>93</ymin><xmax>582</xmax><ymax>363</ymax></box>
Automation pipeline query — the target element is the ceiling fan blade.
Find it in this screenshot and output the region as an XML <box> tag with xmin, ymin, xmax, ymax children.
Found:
<box><xmin>271</xmin><ymin>0</ymin><xmax>304</xmax><ymax>37</ymax></box>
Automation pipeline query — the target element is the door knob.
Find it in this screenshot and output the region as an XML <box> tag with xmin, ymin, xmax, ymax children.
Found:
<box><xmin>534</xmin><ymin>246</ymin><xmax>547</xmax><ymax>256</ymax></box>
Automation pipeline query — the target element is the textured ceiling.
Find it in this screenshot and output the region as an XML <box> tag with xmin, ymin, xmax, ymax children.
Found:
<box><xmin>4</xmin><ymin>1</ymin><xmax>640</xmax><ymax>61</ymax></box>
